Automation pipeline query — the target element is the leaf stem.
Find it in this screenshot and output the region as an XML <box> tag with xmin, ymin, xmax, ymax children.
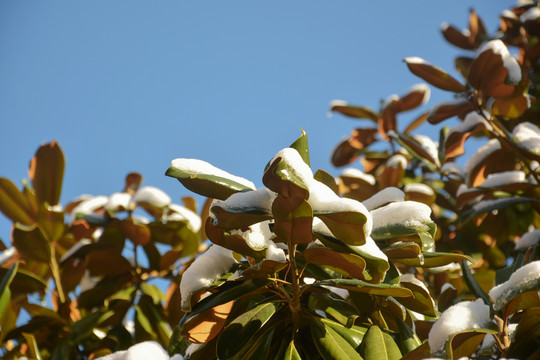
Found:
<box><xmin>49</xmin><ymin>246</ymin><xmax>66</xmax><ymax>304</ymax></box>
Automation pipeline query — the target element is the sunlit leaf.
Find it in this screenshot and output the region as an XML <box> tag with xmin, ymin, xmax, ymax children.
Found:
<box><xmin>182</xmin><ymin>300</ymin><xmax>234</xmax><ymax>344</ymax></box>
<box><xmin>329</xmin><ymin>101</ymin><xmax>379</xmax><ymax>121</ymax></box>
<box><xmin>12</xmin><ymin>224</ymin><xmax>51</xmax><ymax>263</ymax></box>
<box><xmin>310</xmin><ymin>317</ymin><xmax>363</xmax><ymax>360</ymax></box>
<box><xmin>0</xmin><ymin>262</ymin><xmax>18</xmax><ymax>317</ymax></box>
<box><xmin>404</xmin><ymin>57</ymin><xmax>466</xmax><ymax>92</ymax></box>
<box><xmin>309</xmin><ymin>292</ymin><xmax>359</xmax><ymax>327</ymax></box>
<box><xmin>360</xmin><ymin>325</ymin><xmax>402</xmax><ymax>360</ymax></box>
<box><xmin>290</xmin><ymin>128</ymin><xmax>311</xmax><ymax>167</ymax></box>
<box><xmin>507</xmin><ymin>307</ymin><xmax>540</xmax><ymax>359</ymax></box>
<box><xmin>316</xmin><ymin>279</ymin><xmax>413</xmax><ymax>298</ymax></box>
<box><xmin>427</xmin><ymin>100</ymin><xmax>474</xmax><ymax>124</ymax></box>
<box><xmin>446</xmin><ymin>329</ymin><xmax>497</xmax><ymax>360</ymax></box>
<box><xmin>0</xmin><ymin>178</ymin><xmax>37</xmax><ymax>225</ymax></box>
<box><xmin>28</xmin><ymin>141</ymin><xmax>65</xmax><ymax>206</ymax></box>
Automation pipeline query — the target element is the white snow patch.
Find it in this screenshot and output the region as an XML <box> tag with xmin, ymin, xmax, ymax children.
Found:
<box><xmin>329</xmin><ymin>99</ymin><xmax>348</xmax><ymax>108</ymax></box>
<box><xmin>440</xmin><ymin>283</ymin><xmax>456</xmax><ymax>293</ymax></box>
<box><xmin>401</xmin><ymin>273</ymin><xmax>430</xmax><ymax>293</ymax></box>
<box><xmin>478</xmin><ymin>39</ymin><xmax>522</xmax><ymax>85</ymax></box>
<box><xmin>133</xmin><ymin>186</ymin><xmax>171</xmax><ymax>208</ymax></box>
<box><xmin>521</xmin><ymin>6</ymin><xmax>540</xmax><ymax>22</ymax></box>
<box><xmin>363</xmin><ymin>187</ymin><xmax>405</xmax><ymax>211</ymax></box>
<box><xmin>321</xmin><ymin>286</ymin><xmax>350</xmax><ymax>300</ymax></box>
<box><xmin>478</xmin><ymin>170</ymin><xmax>527</xmax><ymax>188</ymax></box>
<box><xmin>69</xmin><ymin>195</ymin><xmax>109</xmax><ymax>225</ymax></box>
<box><xmin>489</xmin><ymin>260</ymin><xmax>540</xmax><ymax>310</ymax></box>
<box><xmin>105</xmin><ymin>192</ymin><xmax>132</xmax><ymax>214</ymax></box>
<box><xmin>428</xmin><ymin>299</ymin><xmax>491</xmax><ymax>354</ymax></box>
<box><xmin>265</xmin><ymin>240</ymin><xmax>287</xmax><ymax>262</ymax></box>
<box><xmin>371</xmin><ymin>201</ymin><xmax>432</xmax><ymax>231</ymax></box>
<box><xmin>185</xmin><ymin>343</ymin><xmax>202</xmax><ymax>358</ymax></box>
<box><xmin>381</xmin><ymin>94</ymin><xmax>399</xmax><ymax>110</ymax></box>
<box><xmin>341</xmin><ymin>168</ymin><xmax>376</xmax><ymax>185</ymax></box>
<box><xmin>270</xmin><ymin>148</ymin><xmax>314</xmax><ymax>187</ymax></box>
<box><xmin>404</xmin><ymin>183</ymin><xmax>435</xmax><ymax>196</ymax></box>
<box><xmin>405</xmin><ymin>56</ymin><xmax>429</xmax><ymax>65</ymax></box>
<box><xmin>515</xmin><ymin>229</ymin><xmax>540</xmax><ymax>250</ymax></box>
<box><xmin>167</xmin><ymin>203</ymin><xmax>202</xmax><ymax>232</ymax></box>
<box><xmin>501</xmin><ymin>9</ymin><xmax>518</xmax><ymax>20</ymax></box>
<box><xmin>80</xmin><ymin>270</ymin><xmax>98</xmax><ymax>293</ymax></box>
<box><xmin>513</xmin><ymin>122</ymin><xmax>540</xmax><ymax>155</ymax></box>
<box><xmin>386</xmin><ymin>154</ymin><xmax>407</xmax><ymax>169</ymax></box>
<box><xmin>414</xmin><ymin>134</ymin><xmax>440</xmax><ymax>166</ymax></box>
<box><xmin>351</xmin><ymin>236</ymin><xmax>388</xmax><ymax>261</ymax></box>
<box><xmin>465</xmin><ymin>139</ymin><xmax>501</xmax><ymax>175</ymax></box>
<box><xmin>230</xmin><ymin>221</ymin><xmax>273</xmax><ymax>251</ymax></box>
<box><xmin>96</xmin><ymin>341</ymin><xmax>170</xmax><ymax>360</ymax></box>
<box><xmin>441</xmin><ymin>162</ymin><xmax>466</xmax><ymax>179</ymax></box>
<box><xmin>213</xmin><ymin>187</ymin><xmax>276</xmax><ymax>214</ymax></box>
<box><xmin>170</xmin><ymin>158</ymin><xmax>256</xmax><ymax>190</ymax></box>
<box><xmin>180</xmin><ymin>245</ymin><xmax>238</xmax><ymax>310</ymax></box>
<box><xmin>448</xmin><ymin>111</ymin><xmax>492</xmax><ymax>136</ymax></box>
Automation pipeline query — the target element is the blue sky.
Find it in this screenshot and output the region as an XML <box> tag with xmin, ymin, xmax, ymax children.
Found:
<box><xmin>0</xmin><ymin>1</ymin><xmax>509</xmax><ymax>241</ymax></box>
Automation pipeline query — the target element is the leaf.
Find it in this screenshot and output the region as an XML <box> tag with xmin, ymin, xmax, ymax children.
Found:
<box><xmin>0</xmin><ymin>266</ymin><xmax>47</xmax><ymax>294</ymax></box>
<box><xmin>492</xmin><ymin>93</ymin><xmax>531</xmax><ymax>118</ymax></box>
<box><xmin>397</xmin><ymin>251</ymin><xmax>471</xmax><ymax>268</ymax></box>
<box><xmin>390</xmin><ymin>131</ymin><xmax>437</xmax><ymax>169</ymax></box>
<box><xmin>329</xmin><ymin>101</ymin><xmax>379</xmax><ymax>121</ymax></box>
<box><xmin>396</xmin><ymin>278</ymin><xmax>437</xmax><ymax>317</ymax></box>
<box><xmin>317</xmin><ymin>211</ymin><xmax>370</xmax><ymax>246</ymax></box>
<box><xmin>0</xmin><ymin>178</ymin><xmax>37</xmax><ymax>225</ymax></box>
<box><xmin>316</xmin><ymin>279</ymin><xmax>413</xmax><ymax>298</ymax></box>
<box><xmin>210</xmin><ymin>202</ymin><xmax>273</xmax><ymax>230</ymax></box>
<box><xmin>28</xmin><ymin>141</ymin><xmax>65</xmax><ymax>205</ymax></box>
<box><xmin>182</xmin><ymin>300</ymin><xmax>234</xmax><ymax>344</ymax></box>
<box><xmin>0</xmin><ymin>262</ymin><xmax>18</xmax><ymax>317</ymax></box>
<box><xmin>289</xmin><ymin>128</ymin><xmax>310</xmax><ymax>167</ymax></box>
<box><xmin>427</xmin><ymin>100</ymin><xmax>474</xmax><ymax>124</ymax></box>
<box><xmin>123</xmin><ymin>172</ymin><xmax>143</xmax><ymax>196</ymax></box>
<box><xmin>461</xmin><ymin>259</ymin><xmax>492</xmax><ymax>312</ymax></box>
<box><xmin>320</xmin><ymin>318</ymin><xmax>367</xmax><ymax>350</ymax></box>
<box><xmin>217</xmin><ymin>301</ymin><xmax>279</xmax><ymax>359</ymax></box>
<box><xmin>272</xmin><ymin>196</ymin><xmax>313</xmax><ymax>245</ymax></box>
<box><xmin>205</xmin><ymin>218</ymin><xmax>264</xmax><ymax>258</ymax></box>
<box><xmin>140</xmin><ymin>283</ymin><xmax>165</xmax><ymax>304</ymax></box>
<box><xmin>86</xmin><ymin>250</ymin><xmax>132</xmax><ymax>277</ymax></box>
<box><xmin>441</xmin><ymin>23</ymin><xmax>476</xmax><ymax>50</ymax></box>
<box><xmin>359</xmin><ymin>325</ymin><xmax>402</xmax><ymax>360</ymax></box>
<box><xmin>165</xmin><ymin>166</ymin><xmax>255</xmax><ymax>201</ymax></box>
<box><xmin>22</xmin><ymin>332</ymin><xmax>42</xmax><ymax>360</ymax></box>
<box><xmin>400</xmin><ymin>342</ymin><xmax>431</xmax><ymax>360</ymax></box>
<box><xmin>310</xmin><ymin>318</ymin><xmax>363</xmax><ymax>360</ymax></box>
<box><xmin>446</xmin><ymin>329</ymin><xmax>497</xmax><ymax>360</ymax></box>
<box><xmin>468</xmin><ymin>48</ymin><xmax>516</xmax><ymax>98</ymax></box>
<box><xmin>331</xmin><ymin>137</ymin><xmax>364</xmax><ymax>167</ymax></box>
<box><xmin>395</xmin><ymin>318</ymin><xmax>422</xmax><ymax>356</ymax></box>
<box><xmin>502</xmin><ymin>290</ymin><xmax>540</xmax><ymax>320</ymax></box>
<box><xmin>37</xmin><ymin>203</ymin><xmax>64</xmax><ymax>242</ymax></box>
<box><xmin>314</xmin><ymin>169</ymin><xmax>339</xmax><ymax>195</ymax></box>
<box><xmin>404</xmin><ymin>57</ymin><xmax>466</xmax><ymax>92</ymax></box>
<box><xmin>280</xmin><ymin>339</ymin><xmax>302</xmax><ymax>360</ymax></box>
<box><xmin>12</xmin><ymin>224</ymin><xmax>51</xmax><ymax>263</ymax></box>
<box><xmin>303</xmin><ymin>247</ymin><xmax>368</xmax><ymax>280</ymax></box>
<box><xmin>404</xmin><ymin>112</ymin><xmax>429</xmax><ymax>134</ymax></box>
<box><xmin>121</xmin><ymin>218</ymin><xmax>151</xmax><ymax>246</ymax></box>
<box><xmin>507</xmin><ymin>307</ymin><xmax>540</xmax><ymax>359</ymax></box>
<box><xmin>309</xmin><ymin>292</ymin><xmax>359</xmax><ymax>327</ymax></box>
<box><xmin>461</xmin><ymin>197</ymin><xmax>540</xmax><ymax>224</ymax></box>
<box><xmin>235</xmin><ymin>326</ymin><xmax>275</xmax><ymax>360</ymax></box>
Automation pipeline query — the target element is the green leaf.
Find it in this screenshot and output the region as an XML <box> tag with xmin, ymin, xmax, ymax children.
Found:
<box><xmin>289</xmin><ymin>128</ymin><xmax>310</xmax><ymax>167</ymax></box>
<box><xmin>461</xmin><ymin>259</ymin><xmax>492</xmax><ymax>313</ymax></box>
<box><xmin>397</xmin><ymin>251</ymin><xmax>471</xmax><ymax>268</ymax></box>
<box><xmin>211</xmin><ymin>202</ymin><xmax>273</xmax><ymax>230</ymax></box>
<box><xmin>140</xmin><ymin>283</ymin><xmax>165</xmax><ymax>304</ymax></box>
<box><xmin>0</xmin><ymin>262</ymin><xmax>18</xmax><ymax>317</ymax></box>
<box><xmin>309</xmin><ymin>292</ymin><xmax>359</xmax><ymax>327</ymax></box>
<box><xmin>235</xmin><ymin>326</ymin><xmax>276</xmax><ymax>360</ymax></box>
<box><xmin>310</xmin><ymin>318</ymin><xmax>363</xmax><ymax>360</ymax></box>
<box><xmin>360</xmin><ymin>325</ymin><xmax>401</xmax><ymax>360</ymax></box>
<box><xmin>314</xmin><ymin>169</ymin><xmax>339</xmax><ymax>195</ymax></box>
<box><xmin>12</xmin><ymin>224</ymin><xmax>51</xmax><ymax>263</ymax></box>
<box><xmin>217</xmin><ymin>301</ymin><xmax>280</xmax><ymax>359</ymax></box>
<box><xmin>320</xmin><ymin>318</ymin><xmax>367</xmax><ymax>350</ymax></box>
<box><xmin>28</xmin><ymin>141</ymin><xmax>65</xmax><ymax>206</ymax></box>
<box><xmin>165</xmin><ymin>166</ymin><xmax>255</xmax><ymax>201</ymax></box>
<box><xmin>316</xmin><ymin>279</ymin><xmax>413</xmax><ymax>298</ymax></box>
<box><xmin>303</xmin><ymin>247</ymin><xmax>368</xmax><ymax>280</ymax></box>
<box><xmin>395</xmin><ymin>317</ymin><xmax>422</xmax><ymax>356</ymax></box>
<box><xmin>280</xmin><ymin>339</ymin><xmax>302</xmax><ymax>360</ymax></box>
<box><xmin>317</xmin><ymin>211</ymin><xmax>370</xmax><ymax>246</ymax></box>
<box><xmin>0</xmin><ymin>178</ymin><xmax>37</xmax><ymax>225</ymax></box>
<box><xmin>445</xmin><ymin>329</ymin><xmax>497</xmax><ymax>360</ymax></box>
<box><xmin>22</xmin><ymin>332</ymin><xmax>42</xmax><ymax>360</ymax></box>
<box><xmin>396</xmin><ymin>277</ymin><xmax>437</xmax><ymax>317</ymax></box>
<box><xmin>272</xmin><ymin>196</ymin><xmax>313</xmax><ymax>245</ymax></box>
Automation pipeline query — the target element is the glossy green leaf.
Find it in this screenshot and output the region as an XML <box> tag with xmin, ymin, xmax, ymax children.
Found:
<box><xmin>290</xmin><ymin>128</ymin><xmax>310</xmax><ymax>167</ymax></box>
<box><xmin>371</xmin><ymin>218</ymin><xmax>436</xmax><ymax>241</ymax></box>
<box><xmin>235</xmin><ymin>326</ymin><xmax>275</xmax><ymax>360</ymax></box>
<box><xmin>12</xmin><ymin>224</ymin><xmax>51</xmax><ymax>263</ymax></box>
<box><xmin>316</xmin><ymin>279</ymin><xmax>413</xmax><ymax>298</ymax></box>
<box><xmin>310</xmin><ymin>318</ymin><xmax>363</xmax><ymax>360</ymax></box>
<box><xmin>396</xmin><ymin>317</ymin><xmax>422</xmax><ymax>355</ymax></box>
<box><xmin>262</xmin><ymin>153</ymin><xmax>310</xmax><ymax>199</ymax></box>
<box><xmin>22</xmin><ymin>332</ymin><xmax>42</xmax><ymax>360</ymax></box>
<box><xmin>28</xmin><ymin>141</ymin><xmax>65</xmax><ymax>205</ymax></box>
<box><xmin>304</xmin><ymin>247</ymin><xmax>368</xmax><ymax>280</ymax></box>
<box><xmin>400</xmin><ymin>342</ymin><xmax>431</xmax><ymax>360</ymax></box>
<box><xmin>0</xmin><ymin>262</ymin><xmax>18</xmax><ymax>317</ymax></box>
<box><xmin>0</xmin><ymin>178</ymin><xmax>37</xmax><ymax>225</ymax></box>
<box><xmin>360</xmin><ymin>325</ymin><xmax>401</xmax><ymax>360</ymax></box>
<box><xmin>272</xmin><ymin>196</ymin><xmax>313</xmax><ymax>245</ymax></box>
<box><xmin>314</xmin><ymin>169</ymin><xmax>339</xmax><ymax>195</ymax></box>
<box><xmin>396</xmin><ymin>278</ymin><xmax>437</xmax><ymax>317</ymax></box>
<box><xmin>461</xmin><ymin>259</ymin><xmax>492</xmax><ymax>312</ymax></box>
<box><xmin>320</xmin><ymin>318</ymin><xmax>367</xmax><ymax>350</ymax></box>
<box><xmin>140</xmin><ymin>283</ymin><xmax>165</xmax><ymax>304</ymax></box>
<box><xmin>397</xmin><ymin>251</ymin><xmax>471</xmax><ymax>268</ymax></box>
<box><xmin>446</xmin><ymin>329</ymin><xmax>497</xmax><ymax>360</ymax></box>
<box><xmin>281</xmin><ymin>339</ymin><xmax>302</xmax><ymax>360</ymax></box>
<box><xmin>317</xmin><ymin>211</ymin><xmax>369</xmax><ymax>246</ymax></box>
<box><xmin>309</xmin><ymin>292</ymin><xmax>359</xmax><ymax>327</ymax></box>
<box><xmin>165</xmin><ymin>166</ymin><xmax>255</xmax><ymax>201</ymax></box>
<box><xmin>383</xmin><ymin>242</ymin><xmax>421</xmax><ymax>260</ymax></box>
<box><xmin>211</xmin><ymin>203</ymin><xmax>273</xmax><ymax>230</ymax></box>
<box><xmin>217</xmin><ymin>301</ymin><xmax>279</xmax><ymax>359</ymax></box>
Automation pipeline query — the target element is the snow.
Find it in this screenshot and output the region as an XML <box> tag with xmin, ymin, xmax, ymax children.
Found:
<box><xmin>501</xmin><ymin>9</ymin><xmax>518</xmax><ymax>20</ymax></box>
<box><xmin>404</xmin><ymin>183</ymin><xmax>435</xmax><ymax>196</ymax></box>
<box><xmin>381</xmin><ymin>94</ymin><xmax>399</xmax><ymax>110</ymax></box>
<box><xmin>441</xmin><ymin>162</ymin><xmax>466</xmax><ymax>179</ymax></box>
<box><xmin>386</xmin><ymin>154</ymin><xmax>407</xmax><ymax>169</ymax></box>
<box><xmin>512</xmin><ymin>122</ymin><xmax>540</xmax><ymax>155</ymax></box>
<box><xmin>69</xmin><ymin>195</ymin><xmax>109</xmax><ymax>225</ymax></box>
<box><xmin>270</xmin><ymin>148</ymin><xmax>314</xmax><ymax>186</ymax></box>
<box><xmin>408</xmin><ymin>83</ymin><xmax>431</xmax><ymax>105</ymax></box>
<box><xmin>371</xmin><ymin>201</ymin><xmax>432</xmax><ymax>231</ymax></box>
<box><xmin>351</xmin><ymin>236</ymin><xmax>388</xmax><ymax>261</ymax></box>
<box><xmin>60</xmin><ymin>239</ymin><xmax>92</xmax><ymax>262</ymax></box>
<box><xmin>440</xmin><ymin>283</ymin><xmax>456</xmax><ymax>293</ymax></box>
<box><xmin>478</xmin><ymin>40</ymin><xmax>522</xmax><ymax>85</ymax></box>
<box><xmin>80</xmin><ymin>270</ymin><xmax>98</xmax><ymax>292</ymax></box>
<box><xmin>96</xmin><ymin>341</ymin><xmax>171</xmax><ymax>360</ymax></box>
<box><xmin>329</xmin><ymin>99</ymin><xmax>348</xmax><ymax>108</ymax></box>
<box><xmin>0</xmin><ymin>247</ymin><xmax>15</xmax><ymax>265</ymax></box>
<box><xmin>105</xmin><ymin>192</ymin><xmax>132</xmax><ymax>213</ymax></box>
<box><xmin>341</xmin><ymin>168</ymin><xmax>376</xmax><ymax>185</ymax></box>
<box><xmin>132</xmin><ymin>186</ymin><xmax>171</xmax><ymax>208</ymax></box>
<box><xmin>401</xmin><ymin>273</ymin><xmax>430</xmax><ymax>293</ymax></box>
<box><xmin>478</xmin><ymin>170</ymin><xmax>527</xmax><ymax>188</ymax></box>
<box><xmin>489</xmin><ymin>260</ymin><xmax>540</xmax><ymax>310</ymax></box>
<box><xmin>515</xmin><ymin>229</ymin><xmax>540</xmax><ymax>250</ymax></box>
<box><xmin>185</xmin><ymin>343</ymin><xmax>202</xmax><ymax>358</ymax></box>
<box><xmin>428</xmin><ymin>299</ymin><xmax>492</xmax><ymax>354</ymax></box>
<box><xmin>414</xmin><ymin>134</ymin><xmax>440</xmax><ymax>166</ymax></box>
<box><xmin>404</xmin><ymin>56</ymin><xmax>429</xmax><ymax>65</ymax></box>
<box><xmin>447</xmin><ymin>111</ymin><xmax>492</xmax><ymax>136</ymax></box>
<box><xmin>265</xmin><ymin>240</ymin><xmax>287</xmax><ymax>262</ymax></box>
<box><xmin>363</xmin><ymin>187</ymin><xmax>405</xmax><ymax>211</ymax></box>
<box><xmin>230</xmin><ymin>221</ymin><xmax>273</xmax><ymax>251</ymax></box>
<box><xmin>180</xmin><ymin>245</ymin><xmax>238</xmax><ymax>311</ymax></box>
<box><xmin>464</xmin><ymin>139</ymin><xmax>501</xmax><ymax>175</ymax></box>
<box><xmin>213</xmin><ymin>187</ymin><xmax>276</xmax><ymax>214</ymax></box>
<box><xmin>521</xmin><ymin>6</ymin><xmax>540</xmax><ymax>22</ymax></box>
<box><xmin>167</xmin><ymin>204</ymin><xmax>202</xmax><ymax>232</ymax></box>
<box><xmin>170</xmin><ymin>158</ymin><xmax>256</xmax><ymax>190</ymax></box>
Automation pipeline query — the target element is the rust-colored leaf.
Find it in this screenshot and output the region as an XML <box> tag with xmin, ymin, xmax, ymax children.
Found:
<box><xmin>404</xmin><ymin>57</ymin><xmax>466</xmax><ymax>92</ymax></box>
<box><xmin>272</xmin><ymin>196</ymin><xmax>313</xmax><ymax>245</ymax></box>
<box><xmin>455</xmin><ymin>56</ymin><xmax>474</xmax><ymax>79</ymax></box>
<box><xmin>331</xmin><ymin>138</ymin><xmax>361</xmax><ymax>167</ymax></box>
<box><xmin>303</xmin><ymin>247</ymin><xmax>368</xmax><ymax>279</ymax></box>
<box><xmin>0</xmin><ymin>178</ymin><xmax>37</xmax><ymax>225</ymax></box>
<box><xmin>86</xmin><ymin>250</ymin><xmax>132</xmax><ymax>277</ymax></box>
<box><xmin>121</xmin><ymin>218</ymin><xmax>151</xmax><ymax>246</ymax></box>
<box><xmin>468</xmin><ymin>49</ymin><xmax>516</xmax><ymax>98</ymax></box>
<box><xmin>404</xmin><ymin>112</ymin><xmax>429</xmax><ymax>134</ymax></box>
<box><xmin>329</xmin><ymin>101</ymin><xmax>379</xmax><ymax>121</ymax></box>
<box><xmin>123</xmin><ymin>172</ymin><xmax>143</xmax><ymax>196</ymax></box>
<box><xmin>205</xmin><ymin>218</ymin><xmax>262</xmax><ymax>258</ymax></box>
<box><xmin>441</xmin><ymin>23</ymin><xmax>476</xmax><ymax>50</ymax></box>
<box><xmin>468</xmin><ymin>9</ymin><xmax>487</xmax><ymax>47</ymax></box>
<box><xmin>428</xmin><ymin>100</ymin><xmax>474</xmax><ymax>124</ymax></box>
<box><xmin>28</xmin><ymin>141</ymin><xmax>65</xmax><ymax>206</ymax></box>
<box><xmin>492</xmin><ymin>93</ymin><xmax>531</xmax><ymax>118</ymax></box>
<box><xmin>182</xmin><ymin>300</ymin><xmax>234</xmax><ymax>343</ymax></box>
<box><xmin>377</xmin><ymin>107</ymin><xmax>397</xmax><ymax>140</ymax></box>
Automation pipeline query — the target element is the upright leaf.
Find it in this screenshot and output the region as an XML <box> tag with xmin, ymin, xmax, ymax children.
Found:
<box><xmin>359</xmin><ymin>325</ymin><xmax>402</xmax><ymax>360</ymax></box>
<box><xmin>28</xmin><ymin>141</ymin><xmax>65</xmax><ymax>206</ymax></box>
<box><xmin>0</xmin><ymin>178</ymin><xmax>36</xmax><ymax>225</ymax></box>
<box><xmin>310</xmin><ymin>318</ymin><xmax>363</xmax><ymax>360</ymax></box>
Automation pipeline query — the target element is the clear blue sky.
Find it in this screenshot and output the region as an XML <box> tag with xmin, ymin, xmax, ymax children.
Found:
<box><xmin>0</xmin><ymin>1</ymin><xmax>509</xmax><ymax>242</ymax></box>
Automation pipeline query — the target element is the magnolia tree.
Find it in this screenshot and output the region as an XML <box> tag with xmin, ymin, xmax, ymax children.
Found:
<box><xmin>2</xmin><ymin>1</ymin><xmax>540</xmax><ymax>359</ymax></box>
